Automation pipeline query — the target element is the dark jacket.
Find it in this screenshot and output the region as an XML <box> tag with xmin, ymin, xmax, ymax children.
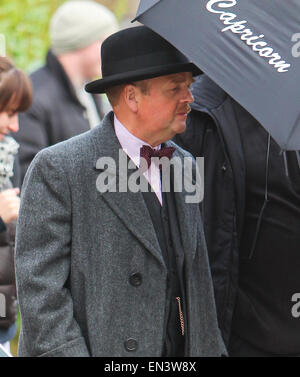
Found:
<box><xmin>0</xmin><ymin>222</ymin><xmax>17</xmax><ymax>331</ymax></box>
<box><xmin>0</xmin><ymin>159</ymin><xmax>20</xmax><ymax>337</ymax></box>
<box><xmin>15</xmin><ymin>50</ymin><xmax>105</xmax><ymax>183</ymax></box>
<box><xmin>174</xmin><ymin>74</ymin><xmax>263</xmax><ymax>345</ymax></box>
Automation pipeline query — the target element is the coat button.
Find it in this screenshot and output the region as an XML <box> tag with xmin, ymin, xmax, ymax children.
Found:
<box><xmin>129</xmin><ymin>273</ymin><xmax>142</xmax><ymax>287</ymax></box>
<box><xmin>221</xmin><ymin>164</ymin><xmax>227</xmax><ymax>172</ymax></box>
<box><xmin>124</xmin><ymin>338</ymin><xmax>138</xmax><ymax>352</ymax></box>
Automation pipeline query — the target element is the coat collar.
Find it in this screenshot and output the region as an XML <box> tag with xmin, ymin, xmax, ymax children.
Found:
<box><xmin>46</xmin><ymin>50</ymin><xmax>81</xmax><ymax>107</ymax></box>
<box><xmin>46</xmin><ymin>49</ymin><xmax>104</xmax><ymax>117</ymax></box>
<box><xmin>92</xmin><ymin>112</ymin><xmax>198</xmax><ymax>266</ymax></box>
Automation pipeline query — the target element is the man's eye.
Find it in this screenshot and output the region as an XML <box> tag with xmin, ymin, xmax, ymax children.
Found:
<box><xmin>171</xmin><ymin>87</ymin><xmax>179</xmax><ymax>92</ymax></box>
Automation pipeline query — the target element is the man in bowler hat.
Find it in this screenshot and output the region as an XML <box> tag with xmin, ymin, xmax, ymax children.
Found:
<box><xmin>15</xmin><ymin>27</ymin><xmax>226</xmax><ymax>357</ymax></box>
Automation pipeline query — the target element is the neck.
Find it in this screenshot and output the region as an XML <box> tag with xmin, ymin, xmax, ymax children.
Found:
<box><xmin>57</xmin><ymin>53</ymin><xmax>84</xmax><ymax>88</ymax></box>
<box><xmin>114</xmin><ymin>111</ymin><xmax>162</xmax><ymax>147</ymax></box>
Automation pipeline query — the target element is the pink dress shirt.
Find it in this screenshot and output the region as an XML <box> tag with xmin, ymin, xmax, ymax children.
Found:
<box><xmin>114</xmin><ymin>115</ymin><xmax>163</xmax><ymax>205</ymax></box>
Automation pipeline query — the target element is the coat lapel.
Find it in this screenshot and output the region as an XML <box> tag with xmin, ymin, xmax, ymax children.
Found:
<box><xmin>164</xmin><ymin>141</ymin><xmax>199</xmax><ymax>261</ymax></box>
<box><xmin>92</xmin><ymin>113</ymin><xmax>165</xmax><ymax>268</ymax></box>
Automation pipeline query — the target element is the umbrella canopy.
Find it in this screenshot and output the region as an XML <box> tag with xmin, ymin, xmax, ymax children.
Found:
<box><xmin>135</xmin><ymin>0</ymin><xmax>300</xmax><ymax>150</ymax></box>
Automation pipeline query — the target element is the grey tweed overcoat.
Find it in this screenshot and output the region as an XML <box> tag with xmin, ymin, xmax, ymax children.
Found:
<box><xmin>15</xmin><ymin>112</ymin><xmax>226</xmax><ymax>357</ymax></box>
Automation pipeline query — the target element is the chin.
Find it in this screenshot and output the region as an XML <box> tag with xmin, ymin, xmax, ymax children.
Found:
<box><xmin>175</xmin><ymin>122</ymin><xmax>187</xmax><ymax>134</ymax></box>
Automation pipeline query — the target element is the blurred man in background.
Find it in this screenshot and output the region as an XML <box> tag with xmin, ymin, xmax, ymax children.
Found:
<box><xmin>15</xmin><ymin>0</ymin><xmax>119</xmax><ymax>182</ymax></box>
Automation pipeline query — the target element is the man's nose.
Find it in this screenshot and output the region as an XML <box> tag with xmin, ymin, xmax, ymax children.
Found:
<box><xmin>8</xmin><ymin>114</ymin><xmax>19</xmax><ymax>133</ymax></box>
<box><xmin>181</xmin><ymin>88</ymin><xmax>194</xmax><ymax>104</ymax></box>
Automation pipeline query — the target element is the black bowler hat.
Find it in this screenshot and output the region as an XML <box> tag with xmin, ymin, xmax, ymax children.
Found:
<box><xmin>85</xmin><ymin>26</ymin><xmax>202</xmax><ymax>94</ymax></box>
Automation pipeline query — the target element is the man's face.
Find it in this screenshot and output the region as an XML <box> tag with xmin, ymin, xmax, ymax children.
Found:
<box><xmin>81</xmin><ymin>34</ymin><xmax>112</xmax><ymax>80</ymax></box>
<box><xmin>0</xmin><ymin>111</ymin><xmax>19</xmax><ymax>140</ymax></box>
<box><xmin>81</xmin><ymin>40</ymin><xmax>102</xmax><ymax>80</ymax></box>
<box><xmin>137</xmin><ymin>72</ymin><xmax>194</xmax><ymax>145</ymax></box>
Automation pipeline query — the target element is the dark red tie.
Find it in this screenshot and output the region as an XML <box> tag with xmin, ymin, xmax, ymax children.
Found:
<box><xmin>140</xmin><ymin>145</ymin><xmax>176</xmax><ymax>169</ymax></box>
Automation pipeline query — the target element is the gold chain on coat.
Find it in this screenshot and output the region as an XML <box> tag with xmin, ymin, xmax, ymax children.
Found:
<box><xmin>176</xmin><ymin>297</ymin><xmax>185</xmax><ymax>336</ymax></box>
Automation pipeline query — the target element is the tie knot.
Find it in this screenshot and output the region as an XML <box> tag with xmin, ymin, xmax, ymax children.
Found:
<box><xmin>140</xmin><ymin>145</ymin><xmax>176</xmax><ymax>169</ymax></box>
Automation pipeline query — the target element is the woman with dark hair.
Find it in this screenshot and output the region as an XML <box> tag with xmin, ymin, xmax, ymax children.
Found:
<box><xmin>0</xmin><ymin>56</ymin><xmax>32</xmax><ymax>353</ymax></box>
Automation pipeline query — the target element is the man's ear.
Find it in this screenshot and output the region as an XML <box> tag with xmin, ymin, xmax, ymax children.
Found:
<box><xmin>123</xmin><ymin>84</ymin><xmax>139</xmax><ymax>113</ymax></box>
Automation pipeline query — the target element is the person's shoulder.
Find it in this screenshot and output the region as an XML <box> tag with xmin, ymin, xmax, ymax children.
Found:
<box><xmin>191</xmin><ymin>74</ymin><xmax>228</xmax><ymax>111</ymax></box>
<box><xmin>30</xmin><ymin>64</ymin><xmax>52</xmax><ymax>89</ymax></box>
<box><xmin>44</xmin><ymin>112</ymin><xmax>112</xmax><ymax>156</ymax></box>
<box><xmin>33</xmin><ymin>126</ymin><xmax>100</xmax><ymax>167</ymax></box>
<box><xmin>29</xmin><ymin>64</ymin><xmax>63</xmax><ymax>106</ymax></box>
<box><xmin>21</xmin><ymin>127</ymin><xmax>102</xmax><ymax>193</ymax></box>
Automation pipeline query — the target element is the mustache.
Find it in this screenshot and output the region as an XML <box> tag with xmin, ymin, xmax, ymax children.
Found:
<box><xmin>177</xmin><ymin>105</ymin><xmax>191</xmax><ymax>114</ymax></box>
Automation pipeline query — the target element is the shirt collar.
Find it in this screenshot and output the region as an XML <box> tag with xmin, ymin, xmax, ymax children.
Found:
<box><xmin>114</xmin><ymin>114</ymin><xmax>160</xmax><ymax>167</ymax></box>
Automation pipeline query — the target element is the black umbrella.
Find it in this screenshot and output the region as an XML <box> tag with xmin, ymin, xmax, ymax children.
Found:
<box><xmin>134</xmin><ymin>0</ymin><xmax>300</xmax><ymax>151</ymax></box>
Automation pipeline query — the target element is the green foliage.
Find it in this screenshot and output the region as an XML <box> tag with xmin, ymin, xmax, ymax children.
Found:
<box><xmin>0</xmin><ymin>0</ymin><xmax>67</xmax><ymax>72</ymax></box>
<box><xmin>0</xmin><ymin>0</ymin><xmax>131</xmax><ymax>73</ymax></box>
<box><xmin>99</xmin><ymin>0</ymin><xmax>130</xmax><ymax>19</ymax></box>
